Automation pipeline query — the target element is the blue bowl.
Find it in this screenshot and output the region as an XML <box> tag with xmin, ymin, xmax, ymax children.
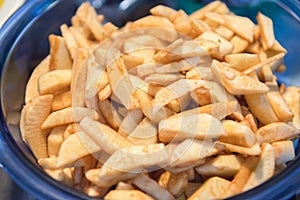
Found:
<box><xmin>0</xmin><ymin>0</ymin><xmax>299</xmax><ymax>199</ymax></box>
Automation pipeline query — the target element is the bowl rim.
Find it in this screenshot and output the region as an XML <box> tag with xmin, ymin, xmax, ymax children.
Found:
<box><xmin>0</xmin><ymin>0</ymin><xmax>299</xmax><ymax>200</ymax></box>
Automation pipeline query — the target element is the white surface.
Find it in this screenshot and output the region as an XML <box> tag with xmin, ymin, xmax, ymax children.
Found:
<box><xmin>0</xmin><ymin>0</ymin><xmax>25</xmax><ymax>28</ymax></box>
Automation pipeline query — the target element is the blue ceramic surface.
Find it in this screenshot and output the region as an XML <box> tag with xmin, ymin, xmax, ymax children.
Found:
<box><xmin>0</xmin><ymin>0</ymin><xmax>299</xmax><ymax>199</ymax></box>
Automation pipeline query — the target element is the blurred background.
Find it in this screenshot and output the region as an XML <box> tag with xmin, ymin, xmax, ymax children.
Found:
<box><xmin>0</xmin><ymin>0</ymin><xmax>25</xmax><ymax>27</ymax></box>
<box><xmin>0</xmin><ymin>0</ymin><xmax>299</xmax><ymax>199</ymax></box>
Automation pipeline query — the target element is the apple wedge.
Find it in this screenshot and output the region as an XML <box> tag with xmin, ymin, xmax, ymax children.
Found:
<box><xmin>20</xmin><ymin>95</ymin><xmax>53</xmax><ymax>159</ymax></box>
<box><xmin>243</xmin><ymin>143</ymin><xmax>275</xmax><ymax>192</ymax></box>
<box><xmin>159</xmin><ymin>113</ymin><xmax>224</xmax><ymax>143</ymax></box>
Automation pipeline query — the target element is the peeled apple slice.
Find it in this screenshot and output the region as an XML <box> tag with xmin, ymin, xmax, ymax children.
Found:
<box><xmin>20</xmin><ymin>94</ymin><xmax>53</xmax><ymax>159</ymax></box>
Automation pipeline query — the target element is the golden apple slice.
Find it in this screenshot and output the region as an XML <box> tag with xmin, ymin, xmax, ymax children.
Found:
<box><xmin>196</xmin><ymin>155</ymin><xmax>245</xmax><ymax>178</ymax></box>
<box><xmin>257</xmin><ymin>12</ymin><xmax>275</xmax><ymax>50</ymax></box>
<box><xmin>132</xmin><ymin>88</ymin><xmax>174</xmax><ymax>123</ymax></box>
<box><xmin>220</xmin><ymin>120</ymin><xmax>256</xmax><ymax>147</ymax></box>
<box><xmin>105</xmin><ymin>190</ymin><xmax>154</xmax><ymax>200</ymax></box>
<box><xmin>217</xmin><ymin>141</ymin><xmax>261</xmax><ymax>156</ymax></box>
<box><xmin>88</xmin><ymin>144</ymin><xmax>168</xmax><ymax>187</ymax></box>
<box><xmin>224</xmin><ymin>14</ymin><xmax>255</xmax><ymax>42</ymax></box>
<box><xmin>272</xmin><ymin>140</ymin><xmax>295</xmax><ymax>166</ymax></box>
<box><xmin>224</xmin><ymin>53</ymin><xmax>260</xmax><ymax>72</ymax></box>
<box><xmin>49</xmin><ymin>34</ymin><xmax>72</xmax><ymax>70</ymax></box>
<box><xmin>158</xmin><ymin>113</ymin><xmax>224</xmax><ymax>143</ymax></box>
<box><xmin>127</xmin><ymin>118</ymin><xmax>158</xmax><ymax>145</ymax></box>
<box><xmin>51</xmin><ymin>91</ymin><xmax>71</xmax><ymax>111</ymax></box>
<box><xmin>169</xmin><ymin>139</ymin><xmax>224</xmax><ymax>168</ymax></box>
<box><xmin>56</xmin><ymin>131</ymin><xmax>101</xmax><ymax>168</ymax></box>
<box><xmin>60</xmin><ymin>24</ymin><xmax>78</xmax><ymax>59</ymax></box>
<box><xmin>150</xmin><ymin>5</ymin><xmax>177</xmax><ymax>21</ymax></box>
<box><xmin>211</xmin><ymin>59</ymin><xmax>269</xmax><ymax>95</ymax></box>
<box><xmin>188</xmin><ymin>176</ymin><xmax>230</xmax><ymax>200</ymax></box>
<box><xmin>266</xmin><ymin>91</ymin><xmax>294</xmax><ymax>122</ymax></box>
<box><xmin>224</xmin><ymin>156</ymin><xmax>259</xmax><ymax>198</ymax></box>
<box><xmin>132</xmin><ymin>174</ymin><xmax>174</xmax><ymax>200</ymax></box>
<box><xmin>130</xmin><ymin>15</ymin><xmax>174</xmax><ymax>30</ymax></box>
<box><xmin>41</xmin><ymin>107</ymin><xmax>100</xmax><ymax>129</ymax></box>
<box><xmin>245</xmin><ymin>93</ymin><xmax>279</xmax><ymax>125</ymax></box>
<box><xmin>38</xmin><ymin>69</ymin><xmax>71</xmax><ymax>95</ymax></box>
<box><xmin>79</xmin><ymin>117</ymin><xmax>133</xmax><ymax>154</ymax></box>
<box><xmin>118</xmin><ymin>109</ymin><xmax>144</xmax><ymax>136</ymax></box>
<box><xmin>25</xmin><ymin>56</ymin><xmax>50</xmax><ymax>103</ymax></box>
<box><xmin>256</xmin><ymin>122</ymin><xmax>300</xmax><ymax>144</ymax></box>
<box><xmin>154</xmin><ymin>79</ymin><xmax>208</xmax><ymax>108</ymax></box>
<box><xmin>243</xmin><ymin>143</ymin><xmax>275</xmax><ymax>191</ymax></box>
<box><xmin>71</xmin><ymin>48</ymin><xmax>89</xmax><ymax>107</ymax></box>
<box><xmin>47</xmin><ymin>126</ymin><xmax>66</xmax><ymax>157</ymax></box>
<box><xmin>20</xmin><ymin>95</ymin><xmax>53</xmax><ymax>159</ymax></box>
